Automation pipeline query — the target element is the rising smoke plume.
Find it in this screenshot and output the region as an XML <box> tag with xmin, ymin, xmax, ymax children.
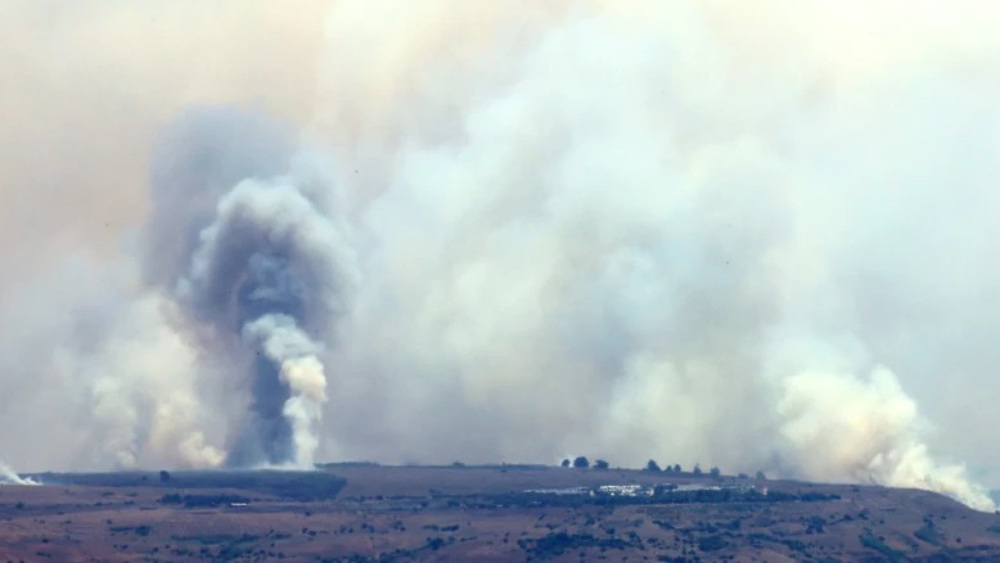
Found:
<box><xmin>0</xmin><ymin>462</ymin><xmax>38</xmax><ymax>486</ymax></box>
<box><xmin>144</xmin><ymin>107</ymin><xmax>357</xmax><ymax>467</ymax></box>
<box><xmin>1</xmin><ymin>0</ymin><xmax>1000</xmax><ymax>511</ymax></box>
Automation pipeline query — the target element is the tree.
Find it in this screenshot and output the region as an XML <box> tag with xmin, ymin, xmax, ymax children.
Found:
<box><xmin>561</xmin><ymin>459</ymin><xmax>570</xmax><ymax>468</ymax></box>
<box><xmin>159</xmin><ymin>470</ymin><xmax>171</xmax><ymax>483</ymax></box>
<box><xmin>673</xmin><ymin>464</ymin><xmax>682</xmax><ymax>473</ymax></box>
<box><xmin>646</xmin><ymin>459</ymin><xmax>661</xmax><ymax>472</ymax></box>
<box><xmin>594</xmin><ymin>459</ymin><xmax>609</xmax><ymax>470</ymax></box>
<box><xmin>693</xmin><ymin>464</ymin><xmax>703</xmax><ymax>476</ymax></box>
<box><xmin>755</xmin><ymin>470</ymin><xmax>767</xmax><ymax>480</ymax></box>
<box><xmin>573</xmin><ymin>456</ymin><xmax>589</xmax><ymax>469</ymax></box>
<box><xmin>709</xmin><ymin>466</ymin><xmax>721</xmax><ymax>478</ymax></box>
<box><xmin>664</xmin><ymin>464</ymin><xmax>674</xmax><ymax>473</ymax></box>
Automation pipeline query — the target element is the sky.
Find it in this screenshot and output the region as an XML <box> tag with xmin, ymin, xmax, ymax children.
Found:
<box><xmin>2</xmin><ymin>0</ymin><xmax>1000</xmax><ymax>510</ymax></box>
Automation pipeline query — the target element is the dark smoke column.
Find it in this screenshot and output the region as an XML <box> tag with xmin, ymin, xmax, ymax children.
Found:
<box><xmin>143</xmin><ymin>107</ymin><xmax>356</xmax><ymax>468</ymax></box>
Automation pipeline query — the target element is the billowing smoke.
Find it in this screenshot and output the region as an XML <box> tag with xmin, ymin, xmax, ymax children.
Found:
<box><xmin>143</xmin><ymin>107</ymin><xmax>357</xmax><ymax>467</ymax></box>
<box><xmin>0</xmin><ymin>462</ymin><xmax>38</xmax><ymax>486</ymax></box>
<box><xmin>2</xmin><ymin>0</ymin><xmax>1000</xmax><ymax>511</ymax></box>
<box><xmin>778</xmin><ymin>368</ymin><xmax>995</xmax><ymax>511</ymax></box>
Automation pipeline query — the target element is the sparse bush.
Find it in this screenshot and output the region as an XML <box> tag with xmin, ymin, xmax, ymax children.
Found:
<box><xmin>698</xmin><ymin>534</ymin><xmax>728</xmax><ymax>552</ymax></box>
<box><xmin>914</xmin><ymin>523</ymin><xmax>943</xmax><ymax>546</ymax></box>
<box><xmin>182</xmin><ymin>494</ymin><xmax>250</xmax><ymax>508</ymax></box>
<box><xmin>859</xmin><ymin>531</ymin><xmax>902</xmax><ymax>560</ymax></box>
<box><xmin>755</xmin><ymin>470</ymin><xmax>766</xmax><ymax>480</ymax></box>
<box><xmin>805</xmin><ymin>516</ymin><xmax>825</xmax><ymax>534</ymax></box>
<box><xmin>427</xmin><ymin>537</ymin><xmax>446</xmax><ymax>550</ymax></box>
<box><xmin>523</xmin><ymin>532</ymin><xmax>630</xmax><ymax>557</ymax></box>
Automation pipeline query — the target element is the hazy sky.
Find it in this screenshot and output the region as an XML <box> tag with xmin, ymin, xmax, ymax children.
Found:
<box><xmin>2</xmin><ymin>0</ymin><xmax>1000</xmax><ymax>510</ymax></box>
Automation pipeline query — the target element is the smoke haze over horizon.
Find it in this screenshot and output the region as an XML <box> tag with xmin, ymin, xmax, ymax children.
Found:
<box><xmin>2</xmin><ymin>0</ymin><xmax>1000</xmax><ymax>511</ymax></box>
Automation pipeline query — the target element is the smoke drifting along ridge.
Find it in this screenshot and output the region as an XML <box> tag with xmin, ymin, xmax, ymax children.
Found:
<box><xmin>0</xmin><ymin>462</ymin><xmax>38</xmax><ymax>486</ymax></box>
<box><xmin>2</xmin><ymin>1</ymin><xmax>1000</xmax><ymax>511</ymax></box>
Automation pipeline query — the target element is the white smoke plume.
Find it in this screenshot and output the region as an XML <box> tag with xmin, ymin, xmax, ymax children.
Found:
<box><xmin>2</xmin><ymin>0</ymin><xmax>1000</xmax><ymax>511</ymax></box>
<box><xmin>243</xmin><ymin>315</ymin><xmax>329</xmax><ymax>468</ymax></box>
<box><xmin>0</xmin><ymin>462</ymin><xmax>38</xmax><ymax>486</ymax></box>
<box><xmin>87</xmin><ymin>294</ymin><xmax>225</xmax><ymax>469</ymax></box>
<box><xmin>779</xmin><ymin>368</ymin><xmax>995</xmax><ymax>511</ymax></box>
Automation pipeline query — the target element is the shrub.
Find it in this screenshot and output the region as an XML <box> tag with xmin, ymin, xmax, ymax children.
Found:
<box><xmin>698</xmin><ymin>534</ymin><xmax>728</xmax><ymax>552</ymax></box>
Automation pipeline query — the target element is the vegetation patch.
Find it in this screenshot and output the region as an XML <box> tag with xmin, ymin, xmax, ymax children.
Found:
<box><xmin>914</xmin><ymin>523</ymin><xmax>944</xmax><ymax>546</ymax></box>
<box><xmin>697</xmin><ymin>533</ymin><xmax>729</xmax><ymax>552</ymax></box>
<box><xmin>860</xmin><ymin>531</ymin><xmax>903</xmax><ymax>562</ymax></box>
<box><xmin>108</xmin><ymin>525</ymin><xmax>151</xmax><ymax>536</ymax></box>
<box><xmin>519</xmin><ymin>532</ymin><xmax>632</xmax><ymax>558</ymax></box>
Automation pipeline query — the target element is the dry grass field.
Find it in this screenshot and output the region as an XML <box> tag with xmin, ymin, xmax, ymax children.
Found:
<box><xmin>0</xmin><ymin>466</ymin><xmax>998</xmax><ymax>561</ymax></box>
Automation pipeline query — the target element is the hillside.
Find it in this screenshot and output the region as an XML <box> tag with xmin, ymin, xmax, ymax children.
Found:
<box><xmin>0</xmin><ymin>466</ymin><xmax>998</xmax><ymax>561</ymax></box>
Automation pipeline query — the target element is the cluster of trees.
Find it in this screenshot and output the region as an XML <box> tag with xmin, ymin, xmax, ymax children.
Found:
<box><xmin>560</xmin><ymin>457</ymin><xmax>610</xmax><ymax>469</ymax></box>
<box><xmin>160</xmin><ymin>493</ymin><xmax>250</xmax><ymax>508</ymax></box>
<box><xmin>559</xmin><ymin>457</ymin><xmax>767</xmax><ymax>480</ymax></box>
<box><xmin>644</xmin><ymin>461</ymin><xmax>768</xmax><ymax>479</ymax></box>
<box><xmin>644</xmin><ymin>460</ymin><xmax>718</xmax><ymax>475</ymax></box>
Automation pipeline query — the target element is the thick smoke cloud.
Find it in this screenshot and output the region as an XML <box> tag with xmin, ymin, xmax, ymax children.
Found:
<box><xmin>145</xmin><ymin>107</ymin><xmax>357</xmax><ymax>467</ymax></box>
<box><xmin>2</xmin><ymin>0</ymin><xmax>1000</xmax><ymax>511</ymax></box>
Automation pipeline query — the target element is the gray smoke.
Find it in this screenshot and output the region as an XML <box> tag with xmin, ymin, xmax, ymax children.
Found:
<box><xmin>146</xmin><ymin>107</ymin><xmax>357</xmax><ymax>467</ymax></box>
<box><xmin>2</xmin><ymin>0</ymin><xmax>1000</xmax><ymax>511</ymax></box>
